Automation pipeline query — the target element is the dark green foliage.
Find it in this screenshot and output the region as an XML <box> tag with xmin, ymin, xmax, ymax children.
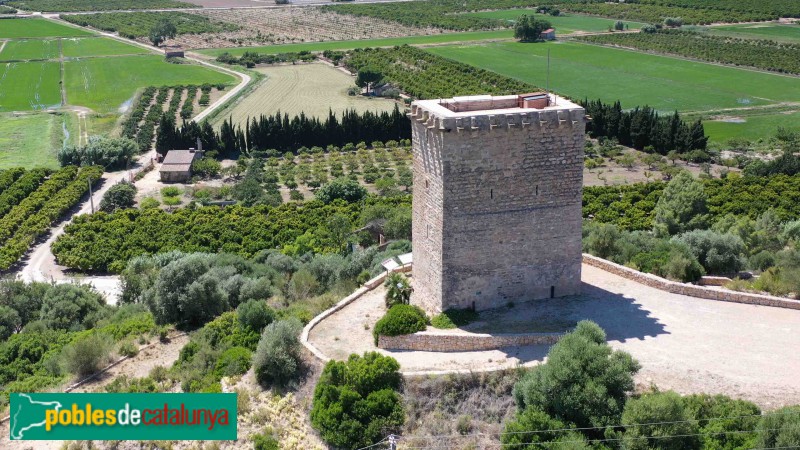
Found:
<box><xmin>673</xmin><ymin>229</ymin><xmax>746</xmax><ymax>274</ymax></box>
<box><xmin>621</xmin><ymin>391</ymin><xmax>700</xmax><ymax>450</ymax></box>
<box><xmin>514</xmin><ymin>14</ymin><xmax>551</xmax><ymax>42</ymax></box>
<box><xmin>311</xmin><ymin>352</ymin><xmax>404</xmax><ymax>449</ymax></box>
<box><xmin>53</xmin><ymin>196</ymin><xmax>410</xmax><ymax>273</ymax></box>
<box><xmin>316</xmin><ymin>178</ymin><xmax>367</xmax><ymax>204</ymax></box>
<box><xmin>373</xmin><ymin>304</ymin><xmax>428</xmax><ymax>345</ymax></box>
<box><xmin>430</xmin><ymin>308</ymin><xmax>479</xmax><ymax>329</ymax></box>
<box><xmin>58</xmin><ymin>136</ymin><xmax>137</xmax><ymax>170</ymax></box>
<box><xmin>653</xmin><ymin>171</ymin><xmax>708</xmax><ymax>237</ymax></box>
<box><xmin>8</xmin><ymin>0</ymin><xmax>192</xmax><ymax>12</ymax></box>
<box><xmin>323</xmin><ymin>0</ymin><xmax>508</xmax><ymax>30</ymax></box>
<box><xmin>502</xmin><ymin>409</ymin><xmax>590</xmax><ymax>449</ymax></box>
<box><xmin>213</xmin><ymin>346</ymin><xmax>251</xmax><ymax>378</ymax></box>
<box><xmin>0</xmin><ymin>305</ymin><xmax>20</xmax><ymax>341</ymax></box>
<box><xmin>40</xmin><ymin>284</ymin><xmax>108</xmax><ymax>331</ymax></box>
<box><xmin>344</xmin><ymin>45</ymin><xmax>535</xmax><ymax>99</ymax></box>
<box><xmin>216</xmin><ymin>50</ymin><xmax>315</xmax><ymax>67</ymax></box>
<box><xmin>252</xmin><ymin>432</ymin><xmax>280</xmax><ymax>450</ymax></box>
<box><xmin>252</xmin><ymin>319</ymin><xmax>303</xmax><ymax>387</ymax></box>
<box><xmin>755</xmin><ymin>405</ymin><xmax>800</xmax><ymax>449</ymax></box>
<box><xmin>62</xmin><ymin>11</ymin><xmax>237</xmax><ymax>39</ymax></box>
<box><xmin>512</xmin><ymin>321</ymin><xmax>640</xmax><ymax>434</ymax></box>
<box><xmin>580</xmin><ymin>30</ymin><xmax>800</xmax><ymax>75</ymax></box>
<box><xmin>237</xmin><ymin>300</ymin><xmax>275</xmax><ymax>333</ymax></box>
<box><xmin>148</xmin><ymin>18</ymin><xmax>177</xmax><ymax>47</ymax></box>
<box><xmin>682</xmin><ymin>394</ymin><xmax>760</xmax><ymax>450</ymax></box>
<box><xmin>356</xmin><ymin>67</ymin><xmax>383</xmax><ymax>88</ymax></box>
<box><xmin>99</xmin><ymin>182</ymin><xmax>137</xmax><ymax>213</ymax></box>
<box><xmin>581</xmin><ymin>100</ymin><xmax>707</xmax><ymax>154</ymax></box>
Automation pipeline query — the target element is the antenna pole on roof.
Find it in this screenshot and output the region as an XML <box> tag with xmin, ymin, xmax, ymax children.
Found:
<box><xmin>546</xmin><ymin>48</ymin><xmax>554</xmax><ymax>106</ymax></box>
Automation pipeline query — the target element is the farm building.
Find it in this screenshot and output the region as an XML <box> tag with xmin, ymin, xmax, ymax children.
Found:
<box><xmin>164</xmin><ymin>47</ymin><xmax>185</xmax><ymax>58</ymax></box>
<box><xmin>541</xmin><ymin>28</ymin><xmax>556</xmax><ymax>40</ymax></box>
<box><xmin>159</xmin><ymin>149</ymin><xmax>203</xmax><ymax>183</ymax></box>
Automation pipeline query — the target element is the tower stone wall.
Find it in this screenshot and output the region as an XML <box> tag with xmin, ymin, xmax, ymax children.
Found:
<box><xmin>411</xmin><ymin>94</ymin><xmax>586</xmax><ymax>313</ymax></box>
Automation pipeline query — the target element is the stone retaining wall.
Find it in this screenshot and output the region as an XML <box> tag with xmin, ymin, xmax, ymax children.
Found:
<box><xmin>582</xmin><ymin>254</ymin><xmax>800</xmax><ymax>310</ymax></box>
<box><xmin>378</xmin><ymin>331</ymin><xmax>562</xmax><ymax>352</ymax></box>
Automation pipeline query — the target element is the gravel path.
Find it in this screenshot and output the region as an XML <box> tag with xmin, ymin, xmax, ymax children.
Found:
<box><xmin>309</xmin><ymin>264</ymin><xmax>800</xmax><ymax>409</ymax></box>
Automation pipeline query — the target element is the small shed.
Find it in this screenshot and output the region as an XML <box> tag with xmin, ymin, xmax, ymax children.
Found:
<box><xmin>164</xmin><ymin>47</ymin><xmax>185</xmax><ymax>58</ymax></box>
<box><xmin>159</xmin><ymin>149</ymin><xmax>203</xmax><ymax>183</ymax></box>
<box><xmin>541</xmin><ymin>28</ymin><xmax>556</xmax><ymax>40</ymax></box>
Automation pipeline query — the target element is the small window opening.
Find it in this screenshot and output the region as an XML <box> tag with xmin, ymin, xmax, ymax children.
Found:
<box><xmin>490</xmin><ymin>189</ymin><xmax>493</xmax><ymax>199</ymax></box>
<box><xmin>550</xmin><ymin>286</ymin><xmax>555</xmax><ymax>298</ymax></box>
<box><xmin>536</xmin><ymin>185</ymin><xmax>539</xmax><ymax>196</ymax></box>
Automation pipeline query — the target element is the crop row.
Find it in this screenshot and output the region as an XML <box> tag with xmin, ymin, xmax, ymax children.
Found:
<box><xmin>343</xmin><ymin>45</ymin><xmax>534</xmax><ymax>99</ymax></box>
<box><xmin>0</xmin><ymin>166</ymin><xmax>103</xmax><ymax>271</ymax></box>
<box><xmin>558</xmin><ymin>3</ymin><xmax>768</xmax><ymax>25</ymax></box>
<box><xmin>6</xmin><ymin>0</ymin><xmax>192</xmax><ymax>13</ymax></box>
<box><xmin>0</xmin><ymin>169</ymin><xmax>50</xmax><ymax>221</ymax></box>
<box><xmin>0</xmin><ymin>168</ymin><xmax>27</xmax><ymax>196</ymax></box>
<box><xmin>61</xmin><ymin>12</ymin><xmax>239</xmax><ymax>40</ymax></box>
<box><xmin>579</xmin><ymin>30</ymin><xmax>800</xmax><ymax>75</ymax></box>
<box><xmin>640</xmin><ymin>0</ymin><xmax>800</xmax><ymax>19</ymax></box>
<box><xmin>123</xmin><ymin>85</ymin><xmax>204</xmax><ymax>153</ymax></box>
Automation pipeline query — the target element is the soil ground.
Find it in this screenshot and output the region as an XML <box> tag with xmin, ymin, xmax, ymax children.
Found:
<box><xmin>309</xmin><ymin>263</ymin><xmax>800</xmax><ymax>410</ymax></box>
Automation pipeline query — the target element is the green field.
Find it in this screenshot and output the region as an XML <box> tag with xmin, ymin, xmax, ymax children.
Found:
<box><xmin>0</xmin><ymin>61</ymin><xmax>62</xmax><ymax>111</ymax></box>
<box><xmin>0</xmin><ymin>18</ymin><xmax>91</xmax><ymax>38</ymax></box>
<box><xmin>463</xmin><ymin>11</ymin><xmax>647</xmax><ymax>33</ymax></box>
<box><xmin>64</xmin><ymin>55</ymin><xmax>235</xmax><ymax>113</ymax></box>
<box><xmin>198</xmin><ymin>30</ymin><xmax>513</xmax><ymax>57</ymax></box>
<box><xmin>0</xmin><ymin>39</ymin><xmax>59</xmax><ymax>61</ymax></box>
<box><xmin>701</xmin><ymin>111</ymin><xmax>800</xmax><ymax>143</ymax></box>
<box><xmin>62</xmin><ymin>37</ymin><xmax>148</xmax><ymax>58</ymax></box>
<box><xmin>0</xmin><ymin>112</ymin><xmax>61</xmax><ymax>169</ymax></box>
<box><xmin>707</xmin><ymin>22</ymin><xmax>800</xmax><ymax>44</ymax></box>
<box><xmin>428</xmin><ymin>41</ymin><xmax>800</xmax><ymax>113</ymax></box>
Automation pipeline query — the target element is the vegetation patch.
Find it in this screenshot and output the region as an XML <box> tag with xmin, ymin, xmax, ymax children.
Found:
<box><xmin>0</xmin><ymin>18</ymin><xmax>92</xmax><ymax>38</ymax></box>
<box><xmin>0</xmin><ymin>113</ymin><xmax>62</xmax><ymax>169</ymax></box>
<box><xmin>0</xmin><ymin>61</ymin><xmax>62</xmax><ymax>111</ymax></box>
<box><xmin>431</xmin><ymin>308</ymin><xmax>479</xmax><ymax>329</ymax></box>
<box><xmin>61</xmin><ymin>37</ymin><xmax>149</xmax><ymax>58</ymax></box>
<box><xmin>61</xmin><ymin>12</ymin><xmax>239</xmax><ymax>40</ymax></box>
<box><xmin>6</xmin><ymin>0</ymin><xmax>193</xmax><ymax>12</ymax></box>
<box><xmin>0</xmin><ymin>39</ymin><xmax>59</xmax><ymax>61</ymax></box>
<box><xmin>373</xmin><ymin>304</ymin><xmax>428</xmax><ymax>345</ymax></box>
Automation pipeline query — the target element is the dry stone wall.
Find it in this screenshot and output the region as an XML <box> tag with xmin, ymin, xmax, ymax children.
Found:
<box><xmin>582</xmin><ymin>254</ymin><xmax>800</xmax><ymax>310</ymax></box>
<box><xmin>378</xmin><ymin>331</ymin><xmax>562</xmax><ymax>352</ymax></box>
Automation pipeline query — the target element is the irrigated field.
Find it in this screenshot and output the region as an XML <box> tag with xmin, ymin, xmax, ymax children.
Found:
<box><xmin>0</xmin><ymin>62</ymin><xmax>62</xmax><ymax>111</ymax></box>
<box><xmin>428</xmin><ymin>41</ymin><xmax>800</xmax><ymax>113</ymax></box>
<box><xmin>199</xmin><ymin>30</ymin><xmax>512</xmax><ymax>57</ymax></box>
<box><xmin>0</xmin><ymin>17</ymin><xmax>91</xmax><ymax>38</ymax></box>
<box><xmin>463</xmin><ymin>11</ymin><xmax>647</xmax><ymax>34</ymax></box>
<box><xmin>64</xmin><ymin>55</ymin><xmax>234</xmax><ymax>113</ymax></box>
<box><xmin>701</xmin><ymin>109</ymin><xmax>800</xmax><ymax>143</ymax></box>
<box><xmin>61</xmin><ymin>37</ymin><xmax>149</xmax><ymax>57</ymax></box>
<box><xmin>217</xmin><ymin>63</ymin><xmax>396</xmax><ymax>127</ymax></box>
<box><xmin>708</xmin><ymin>22</ymin><xmax>800</xmax><ymax>44</ymax></box>
<box><xmin>0</xmin><ymin>39</ymin><xmax>59</xmax><ymax>61</ymax></box>
<box><xmin>0</xmin><ymin>112</ymin><xmax>61</xmax><ymax>169</ymax></box>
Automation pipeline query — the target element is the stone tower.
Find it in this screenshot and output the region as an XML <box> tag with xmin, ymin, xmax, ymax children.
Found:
<box><xmin>411</xmin><ymin>94</ymin><xmax>586</xmax><ymax>313</ymax></box>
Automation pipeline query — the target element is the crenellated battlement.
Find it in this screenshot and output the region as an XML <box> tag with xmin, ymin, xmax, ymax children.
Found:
<box><xmin>410</xmin><ymin>94</ymin><xmax>587</xmax><ymax>132</ymax></box>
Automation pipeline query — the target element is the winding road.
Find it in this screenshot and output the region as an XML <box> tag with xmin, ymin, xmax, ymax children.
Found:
<box><xmin>17</xmin><ymin>18</ymin><xmax>252</xmax><ymax>303</ymax></box>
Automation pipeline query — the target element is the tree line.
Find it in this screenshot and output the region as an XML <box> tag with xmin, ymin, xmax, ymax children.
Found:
<box><xmin>581</xmin><ymin>99</ymin><xmax>707</xmax><ymax>154</ymax></box>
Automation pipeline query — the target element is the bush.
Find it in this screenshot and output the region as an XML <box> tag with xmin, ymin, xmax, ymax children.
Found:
<box><xmin>621</xmin><ymin>391</ymin><xmax>699</xmax><ymax>450</ymax></box>
<box><xmin>118</xmin><ymin>340</ymin><xmax>139</xmax><ymax>357</ymax></box>
<box><xmin>100</xmin><ymin>182</ymin><xmax>137</xmax><ymax>213</ymax></box>
<box><xmin>252</xmin><ymin>319</ymin><xmax>303</xmax><ymax>387</ymax></box>
<box><xmin>373</xmin><ymin>304</ymin><xmax>428</xmax><ymax>345</ymax></box>
<box><xmin>311</xmin><ymin>352</ymin><xmax>404</xmax><ymax>450</ymax></box>
<box><xmin>755</xmin><ymin>405</ymin><xmax>800</xmax><ymax>448</ymax></box>
<box><xmin>214</xmin><ymin>346</ymin><xmax>251</xmax><ymax>378</ymax></box>
<box><xmin>237</xmin><ymin>300</ymin><xmax>275</xmax><ymax>333</ymax></box>
<box><xmin>683</xmin><ymin>394</ymin><xmax>760</xmax><ymax>450</ymax></box>
<box><xmin>384</xmin><ymin>272</ymin><xmax>413</xmax><ymax>307</ymax></box>
<box><xmin>673</xmin><ymin>229</ymin><xmax>746</xmax><ymax>274</ymax></box>
<box><xmin>431</xmin><ymin>308</ymin><xmax>478</xmax><ymax>329</ymax></box>
<box><xmin>253</xmin><ymin>431</ymin><xmax>280</xmax><ymax>450</ymax></box>
<box><xmin>315</xmin><ymin>177</ymin><xmax>367</xmax><ymax>203</ymax></box>
<box><xmin>60</xmin><ymin>332</ymin><xmax>115</xmax><ymax>377</ymax></box>
<box><xmin>40</xmin><ymin>284</ymin><xmax>108</xmax><ymax>331</ymax></box>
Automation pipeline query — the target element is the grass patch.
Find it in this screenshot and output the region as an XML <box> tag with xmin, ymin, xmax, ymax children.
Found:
<box><xmin>431</xmin><ymin>308</ymin><xmax>479</xmax><ymax>329</ymax></box>
<box><xmin>0</xmin><ymin>61</ymin><xmax>62</xmax><ymax>111</ymax></box>
<box><xmin>63</xmin><ymin>55</ymin><xmax>235</xmax><ymax>113</ymax></box>
<box><xmin>0</xmin><ymin>112</ymin><xmax>61</xmax><ymax>169</ymax></box>
<box><xmin>61</xmin><ymin>12</ymin><xmax>238</xmax><ymax>39</ymax></box>
<box><xmin>0</xmin><ymin>18</ymin><xmax>92</xmax><ymax>38</ymax></box>
<box><xmin>61</xmin><ymin>37</ymin><xmax>148</xmax><ymax>58</ymax></box>
<box><xmin>197</xmin><ymin>30</ymin><xmax>513</xmax><ymax>57</ymax></box>
<box><xmin>463</xmin><ymin>11</ymin><xmax>646</xmax><ymax>34</ymax></box>
<box><xmin>217</xmin><ymin>63</ymin><xmax>396</xmax><ymax>127</ymax></box>
<box><xmin>701</xmin><ymin>110</ymin><xmax>800</xmax><ymax>143</ymax></box>
<box><xmin>427</xmin><ymin>41</ymin><xmax>800</xmax><ymax>113</ymax></box>
<box><xmin>707</xmin><ymin>23</ymin><xmax>800</xmax><ymax>45</ymax></box>
<box><xmin>0</xmin><ymin>39</ymin><xmax>59</xmax><ymax>61</ymax></box>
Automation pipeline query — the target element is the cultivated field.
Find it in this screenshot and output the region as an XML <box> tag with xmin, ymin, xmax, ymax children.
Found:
<box><xmin>0</xmin><ymin>61</ymin><xmax>62</xmax><ymax>111</ymax></box>
<box><xmin>0</xmin><ymin>39</ymin><xmax>59</xmax><ymax>61</ymax></box>
<box><xmin>463</xmin><ymin>11</ymin><xmax>647</xmax><ymax>34</ymax></box>
<box><xmin>0</xmin><ymin>112</ymin><xmax>61</xmax><ymax>169</ymax></box>
<box><xmin>173</xmin><ymin>7</ymin><xmax>439</xmax><ymax>49</ymax></box>
<box><xmin>428</xmin><ymin>41</ymin><xmax>800</xmax><ymax>113</ymax></box>
<box><xmin>217</xmin><ymin>63</ymin><xmax>396</xmax><ymax>127</ymax></box>
<box><xmin>708</xmin><ymin>22</ymin><xmax>800</xmax><ymax>44</ymax></box>
<box><xmin>0</xmin><ymin>17</ymin><xmax>91</xmax><ymax>38</ymax></box>
<box><xmin>64</xmin><ymin>55</ymin><xmax>234</xmax><ymax>113</ymax></box>
<box><xmin>199</xmin><ymin>30</ymin><xmax>513</xmax><ymax>57</ymax></box>
<box><xmin>701</xmin><ymin>109</ymin><xmax>800</xmax><ymax>143</ymax></box>
<box><xmin>61</xmin><ymin>37</ymin><xmax>149</xmax><ymax>57</ymax></box>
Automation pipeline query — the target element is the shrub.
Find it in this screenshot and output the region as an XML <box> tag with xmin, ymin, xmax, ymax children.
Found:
<box><xmin>683</xmin><ymin>394</ymin><xmax>760</xmax><ymax>450</ymax></box>
<box><xmin>621</xmin><ymin>391</ymin><xmax>700</xmax><ymax>450</ymax></box>
<box><xmin>431</xmin><ymin>308</ymin><xmax>479</xmax><ymax>329</ymax></box>
<box><xmin>252</xmin><ymin>319</ymin><xmax>303</xmax><ymax>387</ymax></box>
<box><xmin>100</xmin><ymin>182</ymin><xmax>137</xmax><ymax>213</ymax></box>
<box><xmin>237</xmin><ymin>300</ymin><xmax>275</xmax><ymax>333</ymax></box>
<box><xmin>384</xmin><ymin>272</ymin><xmax>413</xmax><ymax>307</ymax></box>
<box><xmin>40</xmin><ymin>284</ymin><xmax>108</xmax><ymax>331</ymax></box>
<box><xmin>315</xmin><ymin>177</ymin><xmax>367</xmax><ymax>204</ymax></box>
<box><xmin>214</xmin><ymin>346</ymin><xmax>252</xmax><ymax>378</ymax></box>
<box><xmin>373</xmin><ymin>304</ymin><xmax>428</xmax><ymax>345</ymax></box>
<box><xmin>118</xmin><ymin>340</ymin><xmax>139</xmax><ymax>358</ymax></box>
<box><xmin>253</xmin><ymin>431</ymin><xmax>280</xmax><ymax>450</ymax></box>
<box><xmin>311</xmin><ymin>352</ymin><xmax>404</xmax><ymax>449</ymax></box>
<box><xmin>673</xmin><ymin>229</ymin><xmax>746</xmax><ymax>274</ymax></box>
<box><xmin>140</xmin><ymin>196</ymin><xmax>160</xmax><ymax>209</ymax></box>
<box><xmin>60</xmin><ymin>332</ymin><xmax>115</xmax><ymax>377</ymax></box>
